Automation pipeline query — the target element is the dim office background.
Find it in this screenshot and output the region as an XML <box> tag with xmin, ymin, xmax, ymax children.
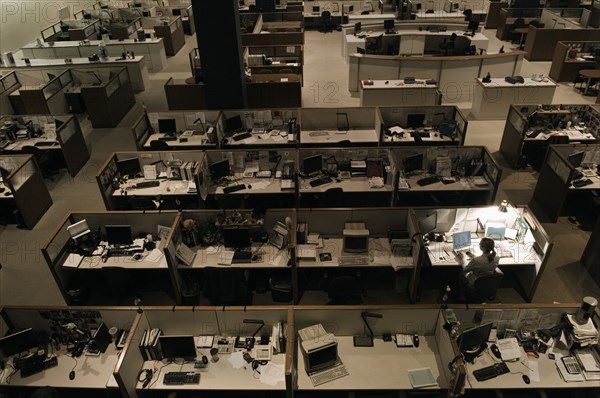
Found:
<box><xmin>0</xmin><ymin>0</ymin><xmax>599</xmax><ymax>307</ymax></box>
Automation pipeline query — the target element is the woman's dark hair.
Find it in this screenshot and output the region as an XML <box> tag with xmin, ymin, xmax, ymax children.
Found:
<box><xmin>480</xmin><ymin>237</ymin><xmax>496</xmax><ymax>262</ymax></box>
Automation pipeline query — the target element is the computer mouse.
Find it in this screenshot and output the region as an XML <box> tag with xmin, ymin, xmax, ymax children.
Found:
<box><xmin>247</xmin><ymin>184</ymin><xmax>252</xmax><ymax>189</ymax></box>
<box><xmin>4</xmin><ymin>192</ymin><xmax>9</xmax><ymax>196</ymax></box>
<box><xmin>522</xmin><ymin>374</ymin><xmax>530</xmax><ymax>384</ymax></box>
<box><xmin>0</xmin><ymin>187</ymin><xmax>4</xmax><ymax>193</ymax></box>
<box><xmin>133</xmin><ymin>253</ymin><xmax>142</xmax><ymax>261</ymax></box>
<box><xmin>202</xmin><ymin>355</ymin><xmax>208</xmax><ymax>364</ymax></box>
<box><xmin>69</xmin><ymin>371</ymin><xmax>75</xmax><ymax>380</ymax></box>
<box><xmin>490</xmin><ymin>343</ymin><xmax>502</xmax><ymax>359</ymax></box>
<box><xmin>413</xmin><ymin>334</ymin><xmax>420</xmax><ymax>347</ymax></box>
<box><xmin>251</xmin><ymin>254</ymin><xmax>259</xmax><ymax>262</ymax></box>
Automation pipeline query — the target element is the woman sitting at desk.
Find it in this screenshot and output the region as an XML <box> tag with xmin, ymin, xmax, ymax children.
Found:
<box><xmin>461</xmin><ymin>237</ymin><xmax>498</xmax><ymax>288</ymax></box>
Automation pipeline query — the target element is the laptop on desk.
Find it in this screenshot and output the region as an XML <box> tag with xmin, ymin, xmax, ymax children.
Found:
<box><xmin>452</xmin><ymin>231</ymin><xmax>474</xmax><ymax>263</ymax></box>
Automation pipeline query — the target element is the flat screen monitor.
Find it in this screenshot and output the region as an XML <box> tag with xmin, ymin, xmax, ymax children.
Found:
<box><xmin>453</xmin><ymin>2</ymin><xmax>460</xmax><ymax>9</ymax></box>
<box><xmin>354</xmin><ymin>22</ymin><xmax>361</xmax><ymax>35</ymax></box>
<box><xmin>172</xmin><ymin>8</ymin><xmax>181</xmax><ymax>16</ymax></box>
<box><xmin>418</xmin><ymin>212</ymin><xmax>437</xmax><ymax>235</ymax></box>
<box><xmin>225</xmin><ymin>115</ymin><xmax>244</xmax><ymax>134</ymax></box>
<box><xmin>0</xmin><ymin>328</ymin><xmax>39</xmax><ymax>357</ymax></box>
<box><xmin>344</xmin><ymin>4</ymin><xmax>354</xmax><ymax>13</ymax></box>
<box><xmin>467</xmin><ymin>20</ymin><xmax>479</xmax><ymax>31</ymax></box>
<box><xmin>383</xmin><ymin>19</ymin><xmax>395</xmax><ymax>31</ymax></box>
<box><xmin>485</xmin><ymin>223</ymin><xmax>506</xmax><ymax>240</ymax></box>
<box><xmin>116</xmin><ymin>157</ymin><xmax>141</xmax><ymax>177</ymax></box>
<box><xmin>313</xmin><ymin>5</ymin><xmax>320</xmax><ymax>13</ymax></box>
<box><xmin>90</xmin><ymin>322</ymin><xmax>111</xmax><ymax>353</ymax></box>
<box><xmin>303</xmin><ymin>154</ymin><xmax>322</xmax><ymax>176</ymax></box>
<box><xmin>222</xmin><ymin>227</ymin><xmax>251</xmax><ymax>249</ymax></box>
<box><xmin>404</xmin><ymin>153</ymin><xmax>424</xmax><ymax>174</ymax></box>
<box><xmin>159</xmin><ymin>335</ymin><xmax>196</xmax><ymax>360</ymax></box>
<box><xmin>452</xmin><ymin>231</ymin><xmax>471</xmax><ymax>250</ymax></box>
<box><xmin>158</xmin><ymin>118</ymin><xmax>177</xmax><ymax>135</ymax></box>
<box><xmin>568</xmin><ymin>151</ymin><xmax>585</xmax><ymax>168</ymax></box>
<box><xmin>304</xmin><ymin>343</ymin><xmax>338</xmax><ymax>373</ymax></box>
<box><xmin>105</xmin><ymin>225</ymin><xmax>133</xmax><ymax>246</ymax></box>
<box><xmin>210</xmin><ymin>159</ymin><xmax>231</xmax><ymax>181</ymax></box>
<box><xmin>343</xmin><ymin>229</ymin><xmax>370</xmax><ymax>253</ymax></box>
<box><xmin>458</xmin><ymin>322</ymin><xmax>493</xmax><ymax>355</ymax></box>
<box><xmin>415</xmin><ymin>2</ymin><xmax>423</xmax><ymax>9</ymax></box>
<box><xmin>406</xmin><ymin>113</ymin><xmax>426</xmax><ymax>128</ymax></box>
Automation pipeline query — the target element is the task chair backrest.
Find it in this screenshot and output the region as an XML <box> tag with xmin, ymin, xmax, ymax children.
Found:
<box><xmin>327</xmin><ymin>275</ymin><xmax>362</xmax><ymax>305</ymax></box>
<box><xmin>150</xmin><ymin>140</ymin><xmax>170</xmax><ymax>150</ymax></box>
<box><xmin>472</xmin><ymin>271</ymin><xmax>503</xmax><ymax>301</ymax></box>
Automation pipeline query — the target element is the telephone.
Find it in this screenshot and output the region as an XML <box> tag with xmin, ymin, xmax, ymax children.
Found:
<box><xmin>282</xmin><ymin>161</ymin><xmax>294</xmax><ymax>179</ymax></box>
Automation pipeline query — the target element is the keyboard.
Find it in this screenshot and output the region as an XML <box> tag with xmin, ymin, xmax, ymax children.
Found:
<box><xmin>338</xmin><ymin>256</ymin><xmax>369</xmax><ymax>265</ymax></box>
<box><xmin>473</xmin><ymin>362</ymin><xmax>510</xmax><ymax>382</ymax></box>
<box><xmin>223</xmin><ymin>184</ymin><xmax>246</xmax><ymax>194</ymax></box>
<box><xmin>417</xmin><ymin>176</ymin><xmax>440</xmax><ymax>186</ymax></box>
<box><xmin>310</xmin><ymin>364</ymin><xmax>349</xmax><ymax>386</ymax></box>
<box><xmin>163</xmin><ymin>371</ymin><xmax>200</xmax><ymax>385</ymax></box>
<box><xmin>309</xmin><ymin>130</ymin><xmax>329</xmax><ymax>137</ymax></box>
<box><xmin>20</xmin><ymin>356</ymin><xmax>58</xmax><ymax>378</ymax></box>
<box><xmin>410</xmin><ymin>131</ymin><xmax>431</xmax><ymax>138</ymax></box>
<box><xmin>257</xmin><ymin>170</ymin><xmax>272</xmax><ymax>178</ymax></box>
<box><xmin>34</xmin><ymin>141</ymin><xmax>58</xmax><ymax>147</ymax></box>
<box><xmin>572</xmin><ymin>178</ymin><xmax>593</xmax><ymax>187</ymax></box>
<box><xmin>0</xmin><ymin>140</ymin><xmax>10</xmax><ymax>149</ymax></box>
<box><xmin>232</xmin><ymin>250</ymin><xmax>253</xmax><ymax>263</ymax></box>
<box><xmin>158</xmin><ymin>136</ymin><xmax>177</xmax><ymax>141</ymax></box>
<box><xmin>135</xmin><ymin>180</ymin><xmax>160</xmax><ymax>188</ymax></box>
<box><xmin>309</xmin><ymin>176</ymin><xmax>332</xmax><ymax>187</ymax></box>
<box><xmin>107</xmin><ymin>246</ymin><xmax>143</xmax><ymax>257</ymax></box>
<box><xmin>233</xmin><ymin>132</ymin><xmax>252</xmax><ymax>141</ymax></box>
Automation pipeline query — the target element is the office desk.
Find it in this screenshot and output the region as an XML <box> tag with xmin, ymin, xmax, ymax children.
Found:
<box><xmin>143</xmin><ymin>132</ymin><xmax>211</xmax><ymax>149</ymax></box>
<box><xmin>298</xmin><ymin>237</ymin><xmax>413</xmax><ymax>269</ymax></box>
<box><xmin>297</xmin><ymin>336</ymin><xmax>446</xmax><ymax>390</ymax></box>
<box><xmin>183</xmin><ymin>244</ymin><xmax>290</xmax><ymax>269</ymax></box>
<box><xmin>360</xmin><ymin>79</ymin><xmax>439</xmax><ymax>107</ymax></box>
<box><xmin>2</xmin><ymin>137</ymin><xmax>60</xmax><ymax>152</ymax></box>
<box><xmin>112</xmin><ymin>177</ymin><xmax>200</xmax><ymax>210</ymax></box>
<box><xmin>222</xmin><ymin>130</ymin><xmax>297</xmax><ymax>147</ymax></box>
<box><xmin>207</xmin><ymin>176</ymin><xmax>296</xmax><ymax>209</ymax></box>
<box><xmin>472</xmin><ymin>78</ymin><xmax>558</xmax><ymax>120</ymax></box>
<box><xmin>523</xmin><ymin>127</ymin><xmax>596</xmax><ymax>143</ymax></box>
<box><xmin>137</xmin><ymin>343</ymin><xmax>286</xmax><ymax>391</ymax></box>
<box><xmin>347</xmin><ymin>13</ymin><xmax>397</xmax><ymax>24</ymax></box>
<box><xmin>579</xmin><ymin>69</ymin><xmax>600</xmax><ymax>96</ymax></box>
<box><xmin>300</xmin><ymin>129</ymin><xmax>379</xmax><ymax>146</ymax></box>
<box><xmin>414</xmin><ymin>10</ymin><xmax>486</xmax><ymax>20</ymax></box>
<box><xmin>303</xmin><ymin>11</ymin><xmax>347</xmax><ymax>29</ymax></box>
<box><xmin>0</xmin><ymin>345</ymin><xmax>120</xmax><ymax>389</ymax></box>
<box><xmin>382</xmin><ymin>129</ymin><xmax>457</xmax><ymax>145</ymax></box>
<box><xmin>299</xmin><ymin>175</ymin><xmax>394</xmax><ymax>207</ymax></box>
<box><xmin>63</xmin><ymin>242</ymin><xmax>168</xmax><ymax>270</ymax></box>
<box><xmin>398</xmin><ymin>175</ymin><xmax>493</xmax><ymax>206</ymax></box>
<box><xmin>570</xmin><ymin>171</ymin><xmax>600</xmax><ymax>190</ymax></box>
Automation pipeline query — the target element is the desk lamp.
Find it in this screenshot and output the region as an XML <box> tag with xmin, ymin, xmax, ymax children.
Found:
<box><xmin>497</xmin><ymin>200</ymin><xmax>508</xmax><ymax>213</ymax></box>
<box><xmin>236</xmin><ymin>319</ymin><xmax>265</xmax><ymax>350</ymax></box>
<box><xmin>354</xmin><ymin>311</ymin><xmax>382</xmax><ymax>347</ymax></box>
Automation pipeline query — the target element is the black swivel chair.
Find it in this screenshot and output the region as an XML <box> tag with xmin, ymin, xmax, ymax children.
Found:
<box><xmin>20</xmin><ymin>145</ymin><xmax>58</xmax><ymax>181</ymax></box>
<box><xmin>129</xmin><ymin>196</ymin><xmax>158</xmax><ymax>211</ymax></box>
<box><xmin>202</xmin><ymin>267</ymin><xmax>252</xmax><ymax>306</ymax></box>
<box><xmin>320</xmin><ymin>10</ymin><xmax>333</xmax><ymax>33</ymax></box>
<box><xmin>465</xmin><ymin>272</ymin><xmax>503</xmax><ymax>303</ymax></box>
<box><xmin>149</xmin><ymin>140</ymin><xmax>170</xmax><ymax>150</ymax></box>
<box><xmin>509</xmin><ymin>18</ymin><xmax>525</xmax><ymax>43</ymax></box>
<box><xmin>102</xmin><ymin>266</ymin><xmax>133</xmax><ymax>305</ymax></box>
<box><xmin>439</xmin><ymin>33</ymin><xmax>457</xmax><ymax>55</ymax></box>
<box><xmin>463</xmin><ymin>8</ymin><xmax>473</xmax><ymax>21</ymax></box>
<box><xmin>321</xmin><ymin>187</ymin><xmax>344</xmax><ymax>207</ymax></box>
<box><xmin>327</xmin><ymin>275</ymin><xmax>363</xmax><ymax>305</ymax></box>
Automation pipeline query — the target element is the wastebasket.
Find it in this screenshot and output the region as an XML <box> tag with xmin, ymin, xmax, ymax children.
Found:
<box><xmin>65</xmin><ymin>273</ymin><xmax>89</xmax><ymax>305</ymax></box>
<box><xmin>269</xmin><ymin>276</ymin><xmax>292</xmax><ymax>303</ymax></box>
<box><xmin>181</xmin><ymin>277</ymin><xmax>201</xmax><ymax>305</ymax></box>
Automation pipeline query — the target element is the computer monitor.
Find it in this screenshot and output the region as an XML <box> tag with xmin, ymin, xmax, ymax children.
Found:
<box><xmin>384</xmin><ymin>19</ymin><xmax>395</xmax><ymax>31</ymax></box>
<box><xmin>225</xmin><ymin>115</ymin><xmax>244</xmax><ymax>134</ymax></box>
<box><xmin>89</xmin><ymin>322</ymin><xmax>111</xmax><ymax>353</ymax></box>
<box><xmin>116</xmin><ymin>157</ymin><xmax>142</xmax><ymax>177</ymax></box>
<box><xmin>134</xmin><ymin>2</ymin><xmax>142</xmax><ymax>6</ymax></box>
<box><xmin>568</xmin><ymin>151</ymin><xmax>585</xmax><ymax>168</ymax></box>
<box><xmin>354</xmin><ymin>22</ymin><xmax>361</xmax><ymax>35</ymax></box>
<box><xmin>159</xmin><ymin>335</ymin><xmax>196</xmax><ymax>361</ymax></box>
<box><xmin>303</xmin><ymin>341</ymin><xmax>338</xmax><ymax>373</ymax></box>
<box><xmin>172</xmin><ymin>8</ymin><xmax>182</xmax><ymax>16</ymax></box>
<box><xmin>453</xmin><ymin>2</ymin><xmax>460</xmax><ymax>9</ymax></box>
<box><xmin>452</xmin><ymin>231</ymin><xmax>471</xmax><ymax>250</ymax></box>
<box><xmin>210</xmin><ymin>159</ymin><xmax>231</xmax><ymax>181</ymax></box>
<box><xmin>158</xmin><ymin>118</ymin><xmax>177</xmax><ymax>135</ymax></box>
<box><xmin>343</xmin><ymin>4</ymin><xmax>354</xmax><ymax>13</ymax></box>
<box><xmin>105</xmin><ymin>225</ymin><xmax>133</xmax><ymax>246</ymax></box>
<box><xmin>0</xmin><ymin>328</ymin><xmax>39</xmax><ymax>358</ymax></box>
<box><xmin>406</xmin><ymin>113</ymin><xmax>426</xmax><ymax>128</ymax></box>
<box><xmin>485</xmin><ymin>223</ymin><xmax>506</xmax><ymax>240</ymax></box>
<box><xmin>458</xmin><ymin>322</ymin><xmax>493</xmax><ymax>358</ymax></box>
<box><xmin>343</xmin><ymin>225</ymin><xmax>370</xmax><ymax>253</ymax></box>
<box><xmin>467</xmin><ymin>20</ymin><xmax>479</xmax><ymax>32</ymax></box>
<box><xmin>302</xmin><ymin>154</ymin><xmax>322</xmax><ymax>176</ymax></box>
<box><xmin>222</xmin><ymin>227</ymin><xmax>251</xmax><ymax>249</ymax></box>
<box><xmin>404</xmin><ymin>153</ymin><xmax>424</xmax><ymax>174</ymax></box>
<box><xmin>439</xmin><ymin>119</ymin><xmax>457</xmax><ymax>138</ymax></box>
<box><xmin>313</xmin><ymin>5</ymin><xmax>320</xmax><ymax>13</ymax></box>
<box><xmin>418</xmin><ymin>212</ymin><xmax>437</xmax><ymax>235</ymax></box>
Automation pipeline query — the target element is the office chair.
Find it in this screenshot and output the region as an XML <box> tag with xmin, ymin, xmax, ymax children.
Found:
<box><xmin>202</xmin><ymin>267</ymin><xmax>252</xmax><ymax>306</ymax></box>
<box><xmin>129</xmin><ymin>197</ymin><xmax>158</xmax><ymax>211</ymax></box>
<box><xmin>149</xmin><ymin>140</ymin><xmax>170</xmax><ymax>150</ymax></box>
<box><xmin>102</xmin><ymin>266</ymin><xmax>133</xmax><ymax>305</ymax></box>
<box><xmin>20</xmin><ymin>146</ymin><xmax>58</xmax><ymax>181</ymax></box>
<box><xmin>509</xmin><ymin>18</ymin><xmax>525</xmax><ymax>43</ymax></box>
<box><xmin>327</xmin><ymin>275</ymin><xmax>363</xmax><ymax>305</ymax></box>
<box><xmin>529</xmin><ymin>19</ymin><xmax>541</xmax><ymax>28</ymax></box>
<box><xmin>464</xmin><ymin>271</ymin><xmax>503</xmax><ymax>303</ymax></box>
<box><xmin>439</xmin><ymin>33</ymin><xmax>457</xmax><ymax>55</ymax></box>
<box><xmin>320</xmin><ymin>11</ymin><xmax>333</xmax><ymax>33</ymax></box>
<box><xmin>463</xmin><ymin>8</ymin><xmax>472</xmax><ymax>21</ymax></box>
<box><xmin>248</xmin><ymin>4</ymin><xmax>257</xmax><ymax>11</ymax></box>
<box><xmin>257</xmin><ymin>69</ymin><xmax>273</xmax><ymax>74</ymax></box>
<box><xmin>279</xmin><ymin>68</ymin><xmax>294</xmax><ymax>73</ymax></box>
<box><xmin>321</xmin><ymin>187</ymin><xmax>344</xmax><ymax>207</ymax></box>
<box><xmin>361</xmin><ymin>10</ymin><xmax>370</xmax><ymax>14</ymax></box>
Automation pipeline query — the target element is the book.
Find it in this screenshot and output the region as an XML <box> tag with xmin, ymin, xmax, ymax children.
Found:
<box><xmin>407</xmin><ymin>368</ymin><xmax>437</xmax><ymax>388</ymax></box>
<box><xmin>176</xmin><ymin>242</ymin><xmax>196</xmax><ymax>266</ymax></box>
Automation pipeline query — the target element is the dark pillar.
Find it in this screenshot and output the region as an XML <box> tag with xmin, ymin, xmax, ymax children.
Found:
<box><xmin>193</xmin><ymin>0</ymin><xmax>247</xmax><ymax>109</ymax></box>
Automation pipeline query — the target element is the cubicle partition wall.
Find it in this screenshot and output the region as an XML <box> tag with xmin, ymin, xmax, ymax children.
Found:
<box><xmin>242</xmin><ymin>13</ymin><xmax>305</xmax><ymax>47</ymax></box>
<box><xmin>550</xmin><ymin>41</ymin><xmax>600</xmax><ymax>83</ymax></box>
<box><xmin>217</xmin><ymin>108</ymin><xmax>300</xmax><ymax>148</ymax></box>
<box><xmin>164</xmin><ymin>209</ymin><xmax>295</xmax><ymax>305</ymax></box>
<box><xmin>500</xmin><ymin>104</ymin><xmax>600</xmax><ymax>169</ymax></box>
<box><xmin>413</xmin><ymin>205</ymin><xmax>553</xmax><ymax>302</ymax></box>
<box><xmin>154</xmin><ymin>4</ymin><xmax>195</xmax><ymax>35</ymax></box>
<box><xmin>141</xmin><ymin>16</ymin><xmax>185</xmax><ymax>56</ymax></box>
<box><xmin>245</xmin><ymin>44</ymin><xmax>304</xmax><ymax>84</ymax></box>
<box><xmin>0</xmin><ymin>154</ymin><xmax>52</xmax><ymax>229</ymax></box>
<box><xmin>41</xmin><ymin>19</ymin><xmax>99</xmax><ymax>42</ymax></box>
<box><xmin>202</xmin><ymin>149</ymin><xmax>298</xmax><ymax>209</ymax></box>
<box><xmin>131</xmin><ymin>110</ymin><xmax>219</xmax><ymax>150</ymax></box>
<box><xmin>0</xmin><ymin>114</ymin><xmax>89</xmax><ymax>177</ymax></box>
<box><xmin>247</xmin><ymin>73</ymin><xmax>302</xmax><ymax>108</ymax></box>
<box><xmin>12</xmin><ymin>69</ymin><xmax>73</xmax><ymax>115</ymax></box>
<box><xmin>96</xmin><ymin>151</ymin><xmax>204</xmax><ymax>211</ymax></box>
<box><xmin>295</xmin><ymin>208</ymin><xmax>424</xmax><ymax>303</ymax></box>
<box><xmin>41</xmin><ymin>211</ymin><xmax>180</xmax><ymax>306</ymax></box>
<box><xmin>378</xmin><ymin>105</ymin><xmax>468</xmax><ymax>146</ymax></box>
<box><xmin>4</xmin><ymin>70</ymin><xmax>57</xmax><ymax>115</ymax></box>
<box><xmin>298</xmin><ymin>147</ymin><xmax>397</xmax><ymax>207</ymax></box>
<box><xmin>348</xmin><ymin>51</ymin><xmax>525</xmax><ymax>103</ymax></box>
<box><xmin>393</xmin><ymin>146</ymin><xmax>501</xmax><ymax>206</ymax></box>
<box><xmin>0</xmin><ymin>306</ymin><xmax>138</xmax><ymax>398</ymax></box>
<box><xmin>164</xmin><ymin>77</ymin><xmax>208</xmax><ymax>110</ymax></box>
<box><xmin>531</xmin><ymin>143</ymin><xmax>600</xmax><ymax>223</ymax></box>
<box><xmin>0</xmin><ymin>73</ymin><xmax>20</xmax><ymax>115</ymax></box>
<box><xmin>299</xmin><ymin>107</ymin><xmax>380</xmax><ymax>147</ymax></box>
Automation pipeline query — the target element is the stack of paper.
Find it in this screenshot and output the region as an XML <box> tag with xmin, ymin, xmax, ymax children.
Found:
<box><xmin>566</xmin><ymin>315</ymin><xmax>599</xmax><ymax>347</ymax></box>
<box><xmin>574</xmin><ymin>348</ymin><xmax>600</xmax><ymax>380</ymax></box>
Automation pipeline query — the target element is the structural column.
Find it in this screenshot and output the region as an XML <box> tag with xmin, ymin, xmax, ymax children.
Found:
<box><xmin>193</xmin><ymin>0</ymin><xmax>247</xmax><ymax>109</ymax></box>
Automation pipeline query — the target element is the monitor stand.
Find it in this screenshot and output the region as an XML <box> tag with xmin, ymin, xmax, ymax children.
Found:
<box><xmin>462</xmin><ymin>343</ymin><xmax>487</xmax><ymax>363</ymax></box>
